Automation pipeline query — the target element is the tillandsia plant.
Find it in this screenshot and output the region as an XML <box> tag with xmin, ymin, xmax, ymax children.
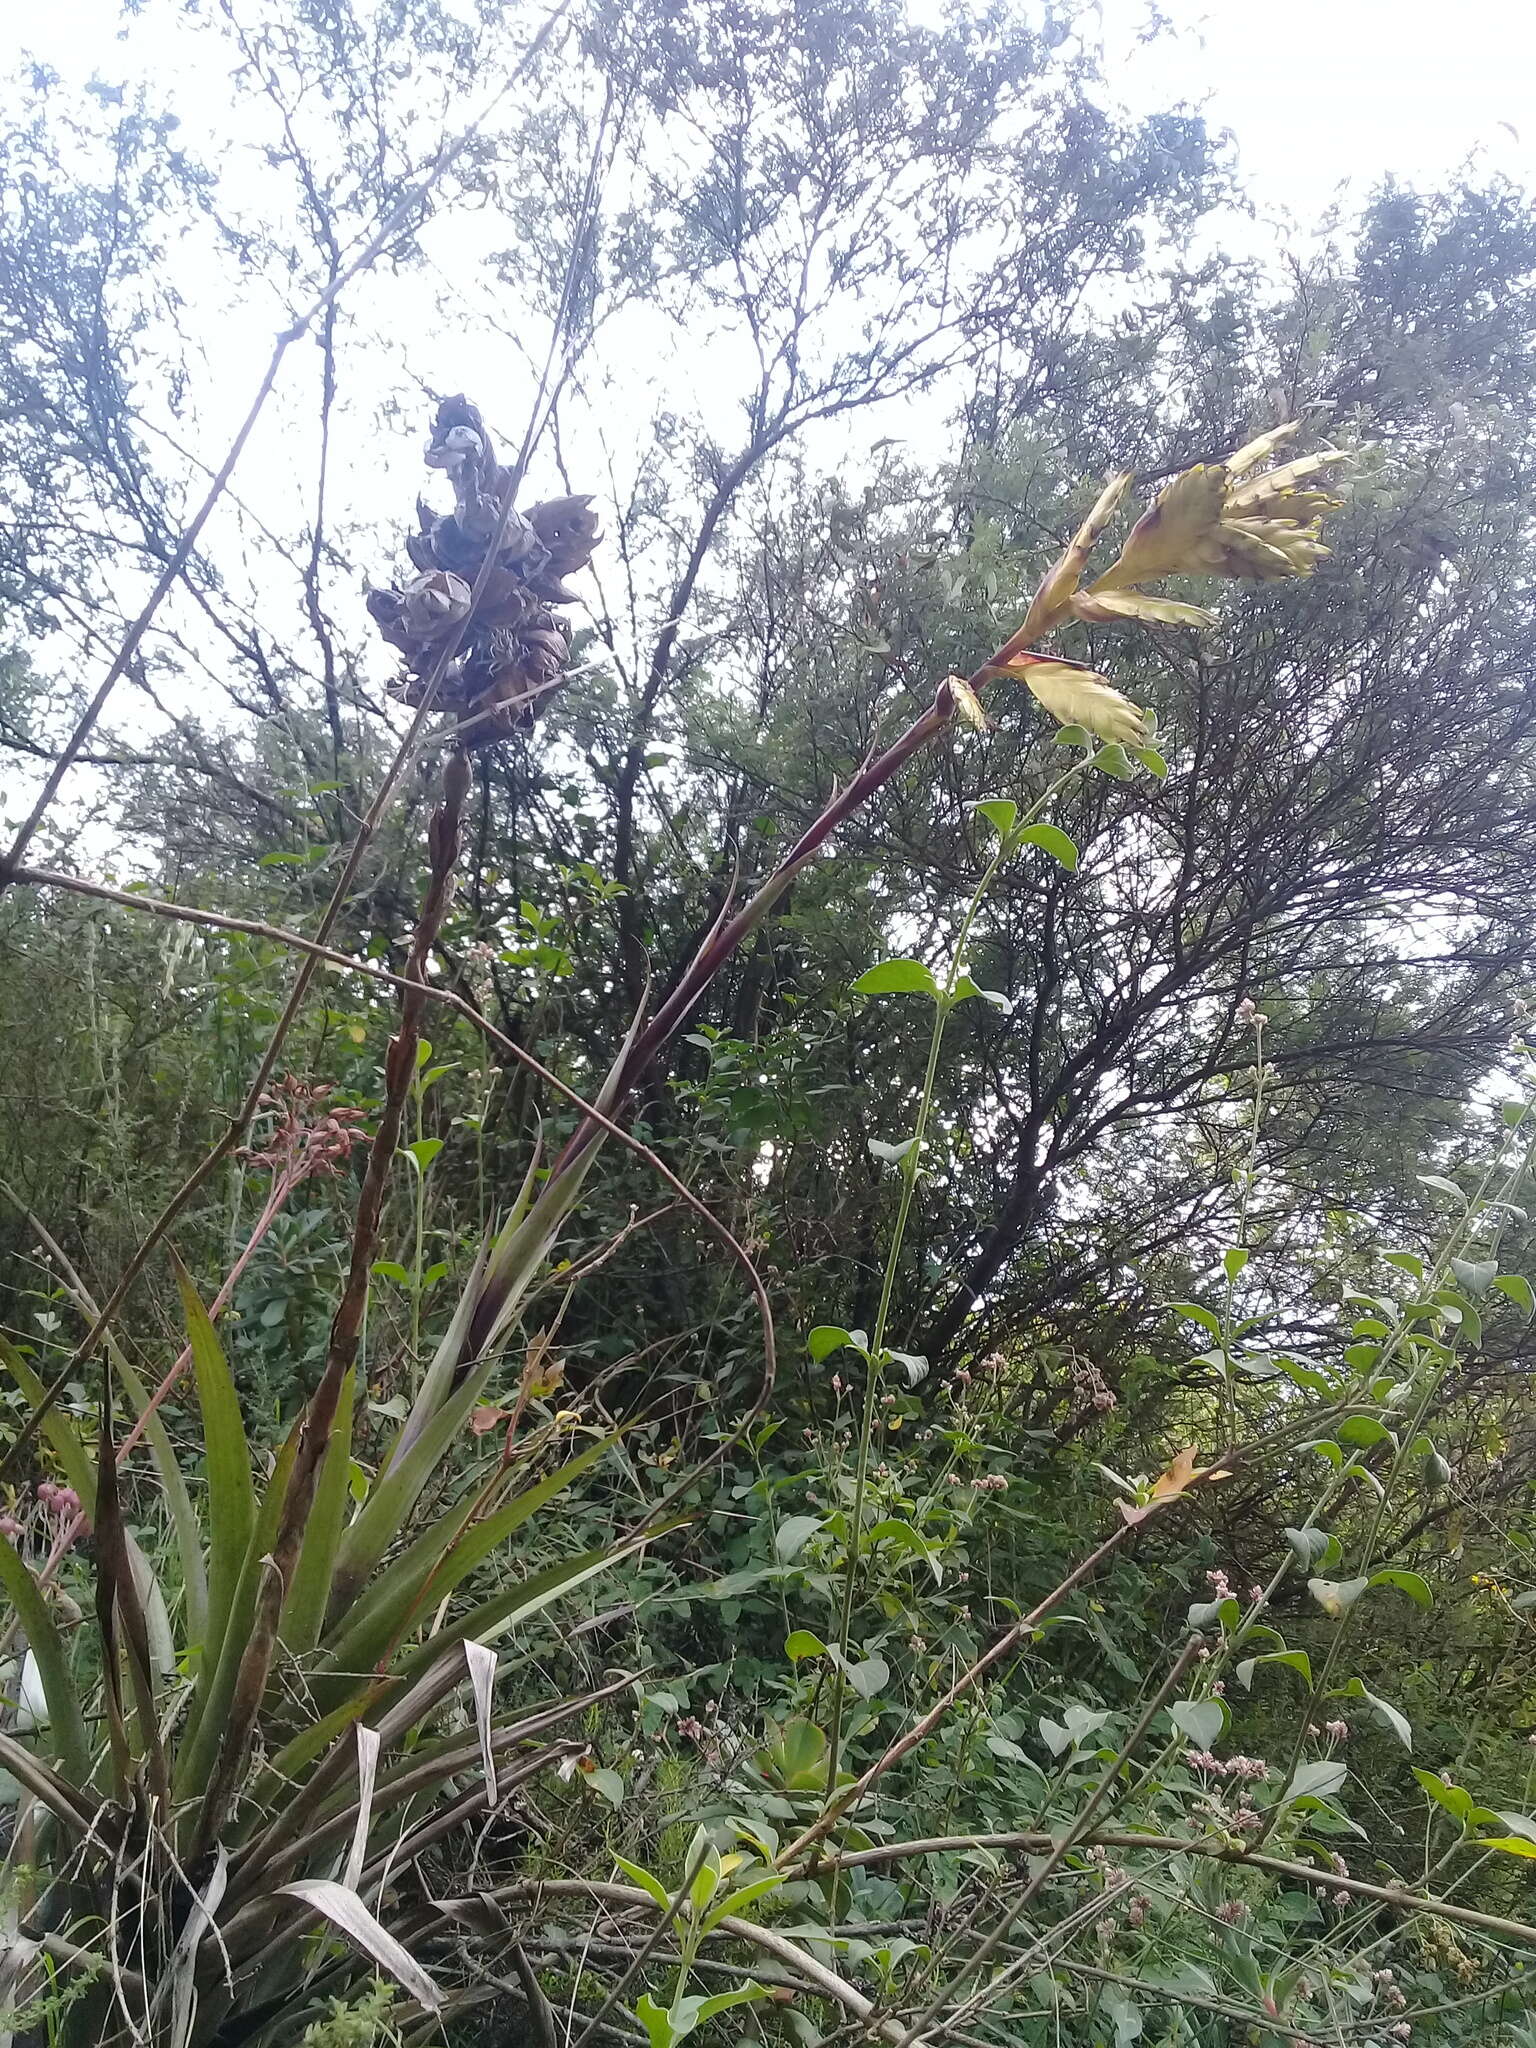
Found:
<box><xmin>0</xmin><ymin>409</ymin><xmax>1366</xmax><ymax>2042</ymax></box>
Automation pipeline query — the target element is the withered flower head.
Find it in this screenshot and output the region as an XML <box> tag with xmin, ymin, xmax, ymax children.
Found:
<box><xmin>365</xmin><ymin>396</ymin><xmax>603</xmax><ymax>748</ymax></box>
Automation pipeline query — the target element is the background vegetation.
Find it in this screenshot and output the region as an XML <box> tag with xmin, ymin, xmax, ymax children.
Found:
<box><xmin>2</xmin><ymin>1</ymin><xmax>1536</xmax><ymax>2042</ymax></box>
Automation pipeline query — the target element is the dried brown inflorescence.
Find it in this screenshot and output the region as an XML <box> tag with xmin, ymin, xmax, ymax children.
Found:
<box><xmin>366</xmin><ymin>394</ymin><xmax>601</xmax><ymax>747</ymax></box>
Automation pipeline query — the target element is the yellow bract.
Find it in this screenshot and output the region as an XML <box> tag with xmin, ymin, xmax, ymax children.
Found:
<box><xmin>991</xmin><ymin>420</ymin><xmax>1349</xmax><ymax>743</ymax></box>
<box><xmin>993</xmin><ymin>655</ymin><xmax>1147</xmax><ymax>747</ymax></box>
<box><xmin>1095</xmin><ymin>425</ymin><xmax>1347</xmax><ymax>592</ymax></box>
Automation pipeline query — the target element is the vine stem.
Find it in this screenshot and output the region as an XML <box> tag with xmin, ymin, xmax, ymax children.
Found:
<box><xmin>821</xmin><ymin>751</ymin><xmax>1096</xmax><ymax>1861</ymax></box>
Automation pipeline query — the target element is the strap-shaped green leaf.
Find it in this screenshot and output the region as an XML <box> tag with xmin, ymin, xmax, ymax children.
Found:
<box><xmin>0</xmin><ymin>1532</ymin><xmax>90</xmax><ymax>1783</ymax></box>
<box><xmin>172</xmin><ymin>1254</ymin><xmax>254</xmax><ymax>1673</ymax></box>
<box><xmin>176</xmin><ymin>1419</ymin><xmax>296</xmax><ymax>1802</ymax></box>
<box><xmin>281</xmin><ymin>1365</ymin><xmax>356</xmax><ymax>1655</ymax></box>
<box><xmin>109</xmin><ymin>1343</ymin><xmax>207</xmax><ymax>1647</ymax></box>
<box><xmin>321</xmin><ymin>1432</ymin><xmax>617</xmax><ymax>1679</ymax></box>
<box><xmin>330</xmin><ymin>1349</ymin><xmax>500</xmax><ymax>1605</ymax></box>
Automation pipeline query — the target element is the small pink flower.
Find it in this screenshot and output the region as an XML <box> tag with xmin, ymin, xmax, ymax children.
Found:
<box><xmin>0</xmin><ymin>1515</ymin><xmax>20</xmax><ymax>1540</ymax></box>
<box><xmin>1215</xmin><ymin>1899</ymin><xmax>1248</xmax><ymax>1924</ymax></box>
<box><xmin>1332</xmin><ymin>1889</ymin><xmax>1351</xmax><ymax>1908</ymax></box>
<box><xmin>1325</xmin><ymin>1719</ymin><xmax>1349</xmax><ymax>1742</ymax></box>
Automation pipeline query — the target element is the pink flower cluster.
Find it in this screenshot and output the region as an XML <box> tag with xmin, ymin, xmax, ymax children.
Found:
<box><xmin>1067</xmin><ymin>1352</ymin><xmax>1117</xmax><ymax>1414</ymax></box>
<box><xmin>1185</xmin><ymin>1750</ymin><xmax>1269</xmax><ymax>1781</ymax></box>
<box><xmin>0</xmin><ymin>1481</ymin><xmax>87</xmax><ymax>1541</ymax></box>
<box><xmin>241</xmin><ymin>1074</ymin><xmax>369</xmax><ymax>1183</ymax></box>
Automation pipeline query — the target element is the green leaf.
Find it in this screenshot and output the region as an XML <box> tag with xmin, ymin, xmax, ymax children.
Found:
<box><xmin>1338</xmin><ymin>1416</ymin><xmax>1393</xmax><ymax>1448</ymax></box>
<box><xmin>1167</xmin><ymin>1698</ymin><xmax>1225</xmax><ymax>1749</ymax></box>
<box><xmin>1223</xmin><ymin>1246</ymin><xmax>1249</xmax><ymax>1281</ymax></box>
<box><xmin>391</xmin><ymin>1526</ymin><xmax>681</xmax><ymax>1677</ymax></box>
<box><xmin>1417</xmin><ymin>1174</ymin><xmax>1467</xmax><ymax>1205</ymax></box>
<box><xmin>587</xmin><ymin>1766</ymin><xmax>625</xmax><ymax>1807</ymax></box>
<box><xmin>1369</xmin><ymin>1569</ymin><xmax>1432</xmax><ymax>1609</ymax></box>
<box><xmin>371</xmin><ymin>1260</ymin><xmax>412</xmax><ymax>1286</ymax></box>
<box><xmin>1131</xmin><ymin>745</ymin><xmax>1169</xmax><ymax>779</ymax></box>
<box><xmin>281</xmin><ymin>1365</ymin><xmax>356</xmax><ymax>1655</ymax></box>
<box><xmin>1235</xmin><ymin>1648</ymin><xmax>1312</xmax><ymax>1692</ymax></box>
<box><xmin>635</xmin><ymin>1993</ymin><xmax>678</xmax><ymax>2048</ymax></box>
<box><xmin>868</xmin><ymin>1137</ymin><xmax>918</xmax><ymax>1164</ymax></box>
<box><xmin>1284</xmin><ymin>1760</ymin><xmax>1347</xmax><ymax>1805</ymax></box>
<box><xmin>885</xmin><ymin>1347</ymin><xmax>929</xmax><ymax>1386</ymax></box>
<box><xmin>949</xmin><ymin>975</ymin><xmax>1013</xmax><ymax>1013</ymax></box>
<box><xmin>853</xmin><ymin>957</ymin><xmax>939</xmax><ymax>999</ymax></box>
<box><xmin>321</xmin><ymin>1432</ymin><xmax>619</xmax><ymax>1680</ymax></box>
<box><xmin>702</xmin><ymin>1874</ymin><xmax>784</xmax><ymax>1935</ymax></box>
<box><xmin>845</xmin><ymin>1653</ymin><xmax>890</xmax><ymax>1700</ymax></box>
<box><xmin>1308</xmin><ymin>1576</ymin><xmax>1370</xmax><ymax>1618</ymax></box>
<box><xmin>1342</xmin><ymin>1677</ymin><xmax>1411</xmax><ymax>1748</ymax></box>
<box><xmin>1092</xmin><ymin>742</ymin><xmax>1136</xmax><ymax>780</ymax></box>
<box><xmin>1170</xmin><ymin>1302</ymin><xmax>1223</xmax><ymax>1338</ymax></box>
<box><xmin>808</xmin><ymin>1325</ymin><xmax>862</xmax><ymax>1362</ymax></box>
<box><xmin>785</xmin><ymin>1630</ymin><xmax>826</xmax><ymax>1662</ymax></box>
<box><xmin>1284</xmin><ymin>1527</ymin><xmax>1329</xmax><ymax>1568</ymax></box>
<box><xmin>104</xmin><ymin>1340</ymin><xmax>207</xmax><ymax>1646</ymax></box>
<box><xmin>172</xmin><ymin>1254</ymin><xmax>255</xmax><ymax>1672</ymax></box>
<box><xmin>637</xmin><ymin>1985</ymin><xmax>770</xmax><ymax>2048</ymax></box>
<box><xmin>1016</xmin><ymin>822</ymin><xmax>1078</xmax><ymax>870</ymax></box>
<box><xmin>1494</xmin><ymin>1273</ymin><xmax>1535</xmax><ymax>1319</ymax></box>
<box><xmin>971</xmin><ymin>798</ymin><xmax>1017</xmax><ymax>837</ymax></box>
<box><xmin>331</xmin><ymin>1345</ymin><xmax>505</xmax><ymax>1601</ymax></box>
<box><xmin>1383</xmin><ymin>1249</ymin><xmax>1424</xmax><ymax>1279</ymax></box>
<box><xmin>1412</xmin><ymin>1768</ymin><xmax>1476</xmax><ymax>1826</ymax></box>
<box><xmin>775</xmin><ymin>1515</ymin><xmax>823</xmax><ymax>1562</ymax></box>
<box><xmin>1481</xmin><ymin>1836</ymin><xmax>1536</xmax><ymax>1860</ymax></box>
<box><xmin>762</xmin><ymin>1717</ymin><xmax>827</xmax><ymax>1790</ymax></box>
<box><xmin>1451</xmin><ymin>1257</ymin><xmax>1498</xmax><ymax>1298</ymax></box>
<box><xmin>0</xmin><ymin>1333</ymin><xmax>95</xmax><ymax>1504</ymax></box>
<box><xmin>1052</xmin><ymin>723</ymin><xmax>1092</xmax><ymax>749</ymax></box>
<box><xmin>0</xmin><ymin>1534</ymin><xmax>90</xmax><ymax>1782</ymax></box>
<box><xmin>869</xmin><ymin>1517</ymin><xmax>942</xmax><ymax>1581</ymax></box>
<box><xmin>405</xmin><ymin>1137</ymin><xmax>444</xmax><ymax>1172</ymax></box>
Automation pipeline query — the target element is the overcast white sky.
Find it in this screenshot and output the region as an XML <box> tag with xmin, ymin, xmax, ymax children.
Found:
<box><xmin>3</xmin><ymin>0</ymin><xmax>1533</xmax><ymax>841</ymax></box>
<box><xmin>8</xmin><ymin>0</ymin><xmax>1535</xmax><ymax>221</ymax></box>
<box><xmin>1101</xmin><ymin>0</ymin><xmax>1533</xmax><ymax>222</ymax></box>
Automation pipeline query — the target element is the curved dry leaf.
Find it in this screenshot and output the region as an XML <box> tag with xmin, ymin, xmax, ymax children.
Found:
<box><xmin>1019</xmin><ymin>469</ymin><xmax>1136</xmax><ymax>640</ymax></box>
<box><xmin>278</xmin><ymin>1879</ymin><xmax>444</xmax><ymax>2012</ymax></box>
<box><xmin>1221</xmin><ymin>419</ymin><xmax>1303</xmax><ymax>479</ymax></box>
<box><xmin>993</xmin><ymin>654</ymin><xmax>1147</xmax><ymax>746</ymax></box>
<box><xmin>1070</xmin><ymin>590</ymin><xmax>1217</xmax><ymax>630</ymax></box>
<box><xmin>1119</xmin><ymin>1445</ymin><xmax>1234</xmax><ymax>1526</ymax></box>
